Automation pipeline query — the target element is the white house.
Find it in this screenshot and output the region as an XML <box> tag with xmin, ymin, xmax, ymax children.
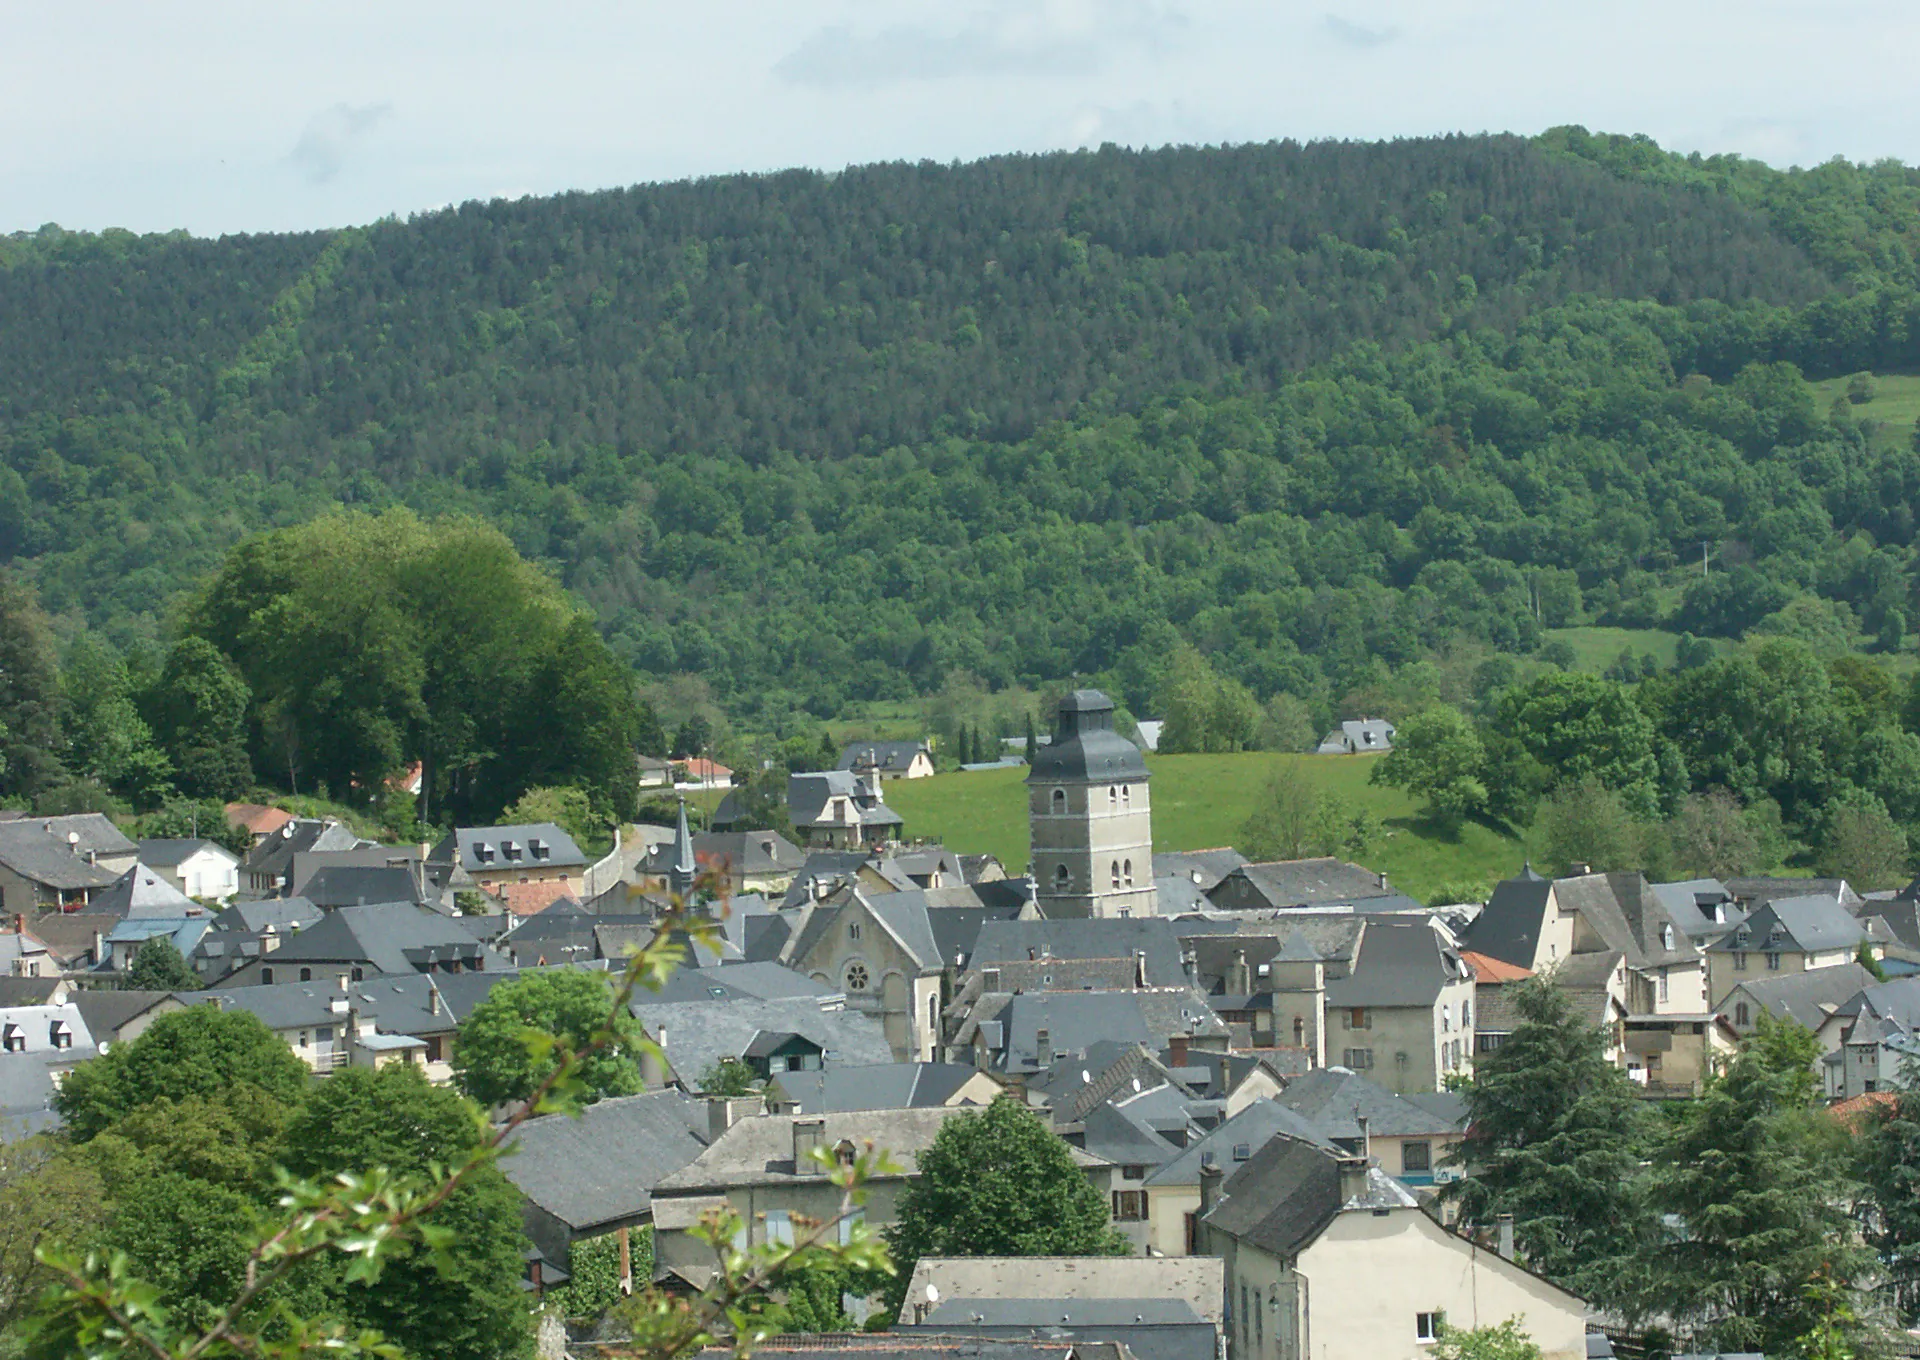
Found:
<box><xmin>136</xmin><ymin>839</ymin><xmax>241</xmax><ymax>902</ymax></box>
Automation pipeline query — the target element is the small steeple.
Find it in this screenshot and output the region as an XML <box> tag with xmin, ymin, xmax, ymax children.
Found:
<box><xmin>670</xmin><ymin>798</ymin><xmax>697</xmax><ymax>901</ymax></box>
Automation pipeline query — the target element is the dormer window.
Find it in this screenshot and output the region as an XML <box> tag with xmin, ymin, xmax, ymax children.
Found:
<box><xmin>48</xmin><ymin>1019</ymin><xmax>70</xmax><ymax>1050</ymax></box>
<box><xmin>1661</xmin><ymin>925</ymin><xmax>1675</xmax><ymax>952</ymax></box>
<box><xmin>2</xmin><ymin>1023</ymin><xmax>22</xmax><ymax>1053</ymax></box>
<box><xmin>529</xmin><ymin>838</ymin><xmax>549</xmax><ymax>860</ymax></box>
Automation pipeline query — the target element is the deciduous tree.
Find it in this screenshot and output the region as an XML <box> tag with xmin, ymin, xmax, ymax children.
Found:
<box><xmin>452</xmin><ymin>969</ymin><xmax>645</xmax><ymax>1109</ymax></box>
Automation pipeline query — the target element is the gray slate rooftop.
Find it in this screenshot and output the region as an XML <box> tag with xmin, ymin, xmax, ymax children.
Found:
<box><xmin>502</xmin><ymin>1089</ymin><xmax>709</xmax><ymax>1233</ymax></box>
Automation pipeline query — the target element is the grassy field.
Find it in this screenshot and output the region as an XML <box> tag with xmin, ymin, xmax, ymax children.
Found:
<box><xmin>1810</xmin><ymin>372</ymin><xmax>1920</xmax><ymax>452</ymax></box>
<box><xmin>1544</xmin><ymin>625</ymin><xmax>1691</xmax><ymax>671</ymax></box>
<box><xmin>887</xmin><ymin>752</ymin><xmax>1530</xmax><ymax>904</ymax></box>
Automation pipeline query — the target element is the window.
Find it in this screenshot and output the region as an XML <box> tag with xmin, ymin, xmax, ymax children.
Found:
<box><xmin>1402</xmin><ymin>1141</ymin><xmax>1432</xmax><ymax>1173</ymax></box>
<box><xmin>1662</xmin><ymin>924</ymin><xmax>1675</xmax><ymax>951</ymax></box>
<box><xmin>1232</xmin><ymin>1142</ymin><xmax>1252</xmax><ymax>1161</ymax></box>
<box><xmin>1240</xmin><ymin>1286</ymin><xmax>1248</xmax><ymax>1340</ymax></box>
<box><xmin>1348</xmin><ymin>1008</ymin><xmax>1369</xmax><ymax>1030</ymax></box>
<box><xmin>983</xmin><ymin>968</ymin><xmax>1001</xmax><ymax>991</ymax></box>
<box><xmin>1461</xmin><ymin>999</ymin><xmax>1471</xmax><ymax>1028</ymax></box>
<box><xmin>298</xmin><ymin>967</ymin><xmax>312</xmax><ymax>982</ymax></box>
<box><xmin>764</xmin><ymin>1209</ymin><xmax>794</xmax><ymax>1247</ymax></box>
<box><xmin>1123</xmin><ymin>858</ymin><xmax>1133</xmax><ymax>887</ymax></box>
<box><xmin>1254</xmin><ymin>1291</ymin><xmax>1263</xmax><ymax>1345</ymax></box>
<box><xmin>1108</xmin><ymin>785</ymin><xmax>1118</xmax><ymax>807</ymax></box>
<box><xmin>260</xmin><ymin>967</ymin><xmax>273</xmax><ymax>984</ymax></box>
<box><xmin>1342</xmin><ymin>1047</ymin><xmax>1374</xmax><ymax>1069</ymax></box>
<box><xmin>1053</xmin><ymin>864</ymin><xmax>1071</xmax><ymax>892</ymax></box>
<box><xmin>1766</xmin><ymin>952</ymin><xmax>1782</xmax><ymax>971</ymax></box>
<box><xmin>1</xmin><ymin>1025</ymin><xmax>22</xmax><ymax>1054</ymax></box>
<box><xmin>317</xmin><ymin>1026</ymin><xmax>334</xmax><ymax>1043</ymax></box>
<box><xmin>1122</xmin><ymin>1164</ymin><xmax>1146</xmax><ymax>1181</ymax></box>
<box><xmin>299</xmin><ymin>1031</ymin><xmax>310</xmax><ymax>1048</ymax></box>
<box><xmin>1122</xmin><ymin>785</ymin><xmax>1131</xmax><ymax>806</ymax></box>
<box><xmin>848</xmin><ymin>922</ymin><xmax>861</xmax><ymax>940</ymax></box>
<box><xmin>1051</xmin><ymin>788</ymin><xmax>1067</xmax><ymax>814</ymax></box>
<box><xmin>1866</xmin><ymin>1079</ymin><xmax>1880</xmax><ymax>1094</ymax></box>
<box><xmin>844</xmin><ymin>961</ymin><xmax>870</xmax><ymax>992</ymax></box>
<box><xmin>1111</xmin><ymin>1190</ymin><xmax>1147</xmax><ymax>1221</ymax></box>
<box><xmin>1734</xmin><ymin>1002</ymin><xmax>1750</xmax><ymax>1027</ymax></box>
<box><xmin>48</xmin><ymin>1022</ymin><xmax>71</xmax><ymax>1051</ymax></box>
<box><xmin>1733</xmin><ymin>951</ymin><xmax>1748</xmax><ymax>971</ymax></box>
<box><xmin>1658</xmin><ymin>966</ymin><xmax>1669</xmax><ymax>1003</ymax></box>
<box><xmin>1417</xmin><ymin>1312</ymin><xmax>1445</xmax><ymax>1344</ymax></box>
<box><xmin>1441</xmin><ymin>1006</ymin><xmax>1451</xmax><ymax>1033</ymax></box>
<box><xmin>1111</xmin><ymin>860</ymin><xmax>1121</xmax><ymax>889</ymax></box>
<box><xmin>1477</xmin><ymin>1033</ymin><xmax>1506</xmax><ymax>1053</ymax></box>
<box><xmin>351</xmin><ymin>967</ymin><xmax>363</xmax><ymax>982</ymax></box>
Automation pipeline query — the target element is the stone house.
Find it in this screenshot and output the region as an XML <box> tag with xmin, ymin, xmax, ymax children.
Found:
<box><xmin>1702</xmin><ymin>893</ymin><xmax>1870</xmax><ymax>1009</ymax></box>
<box><xmin>838</xmin><ymin>741</ymin><xmax>936</xmax><ymax>781</ymax></box>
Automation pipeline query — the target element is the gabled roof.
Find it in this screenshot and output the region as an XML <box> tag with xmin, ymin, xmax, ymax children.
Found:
<box><xmin>1199</xmin><ymin>1134</ymin><xmax>1348</xmax><ymax>1258</ymax></box>
<box><xmin>136</xmin><ymin>838</ymin><xmax>235</xmax><ymax>869</ymax></box>
<box><xmin>768</xmin><ymin>1062</ymin><xmax>994</xmax><ymax>1113</ymax></box>
<box><xmin>988</xmin><ymin>990</ymin><xmax>1227</xmax><ymax>1072</ymax></box>
<box><xmin>1722</xmin><ymin>963</ymin><xmax>1876</xmax><ymax>1029</ymax></box>
<box><xmin>1459</xmin><ymin>950</ymin><xmax>1530</xmax><ymax>982</ymax></box>
<box><xmin>629</xmin><ymin>993</ymin><xmax>892</xmax><ymax>1087</ymax></box>
<box><xmin>971</xmin><ymin>919</ymin><xmax>1187</xmax><ymax>987</ymax></box>
<box><xmin>787</xmin><ymin>772</ymin><xmax>903</xmax><ymax>829</ymax></box>
<box><xmin>1725</xmin><ymin>876</ymin><xmax>1862</xmax><ymax>910</ymax></box>
<box><xmin>837</xmin><ymin>741</ymin><xmax>931</xmax><ymax>774</ymax></box>
<box><xmin>1146</xmin><ymin>1099</ymin><xmax>1337</xmax><ymax>1187</ymax></box>
<box><xmin>225</xmin><ymin>902</ymin><xmax>504</xmax><ymax>976</ymax></box>
<box><xmin>647</xmin><ymin>961</ymin><xmax>836</xmax><ymax>1005</ymax></box>
<box><xmin>1706</xmin><ymin>894</ymin><xmax>1867</xmax><ymax>955</ymax></box>
<box><xmin>0</xmin><ymin>817</ymin><xmax>127</xmax><ymax>891</ymax></box>
<box><xmin>213</xmin><ymin>897</ymin><xmax>323</xmax><ymax>934</ymax></box>
<box><xmin>502</xmin><ymin>1089</ymin><xmax>708</xmax><ymax>1233</ymax></box>
<box><xmin>91</xmin><ymin>865</ymin><xmax>203</xmax><ymax>918</ymax></box>
<box><xmin>1464</xmin><ymin>872</ymin><xmax>1555</xmax><ymax>969</ymax></box>
<box><xmin>301</xmin><ymin>865</ymin><xmax>423</xmax><ymax>910</ymax></box>
<box><xmin>655</xmin><ymin>1107</ymin><xmax>973</xmax><ymax>1190</ymax></box>
<box><xmin>895</xmin><ymin>1256</ymin><xmax>1225</xmax><ymax>1328</ymax></box>
<box><xmin>1272</xmin><ymin>1067</ymin><xmax>1468</xmax><ymax>1139</ymax></box>
<box><xmin>1648</xmin><ymin>878</ymin><xmax>1742</xmax><ymax>940</ymax></box>
<box><xmin>1553</xmin><ymin>872</ymin><xmax>1701</xmax><ymax>969</ymax></box>
<box><xmin>70</xmin><ymin>989</ymin><xmax>178</xmax><ymax>1040</ymax></box>
<box><xmin>193</xmin><ymin>971</ymin><xmax>457</xmax><ymax>1036</ymax></box>
<box><xmin>1207</xmin><ymin>859</ymin><xmax>1399</xmax><ymax>912</ymax></box>
<box><xmin>1324</xmin><ymin>920</ymin><xmax>1471</xmax><ymax>1008</ymax></box>
<box><xmin>644</xmin><ymin>830</ymin><xmax>807</xmax><ymax>878</ymax></box>
<box><xmin>225</xmin><ymin>803</ymin><xmax>294</xmax><ymax>838</ymax></box>
<box><xmin>242</xmin><ymin>819</ymin><xmax>367</xmax><ymax>879</ymax></box>
<box><xmin>493</xmin><ymin>879</ymin><xmax>580</xmax><ymax>919</ymax></box>
<box><xmin>1152</xmin><ymin>850</ymin><xmax>1252</xmax><ymax>893</ymax></box>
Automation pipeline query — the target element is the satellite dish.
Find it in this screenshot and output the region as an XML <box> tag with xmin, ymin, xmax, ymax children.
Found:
<box><xmin>66</xmin><ymin>831</ymin><xmax>79</xmax><ymax>846</ymax></box>
<box><xmin>925</xmin><ymin>1284</ymin><xmax>940</xmax><ymax>1305</ymax></box>
<box><xmin>96</xmin><ymin>1041</ymin><xmax>109</xmax><ymax>1055</ymax></box>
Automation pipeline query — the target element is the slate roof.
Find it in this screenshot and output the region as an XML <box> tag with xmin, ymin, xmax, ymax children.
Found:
<box><xmin>1721</xmin><ymin>963</ymin><xmax>1876</xmax><ymax>1028</ymax></box>
<box><xmin>1464</xmin><ymin>871</ymin><xmax>1555</xmax><ymax>969</ymax></box>
<box><xmin>629</xmin><ymin>994</ymin><xmax>892</xmax><ymax>1088</ymax></box>
<box><xmin>70</xmin><ymin>990</ymin><xmax>177</xmax><ymax>1040</ymax></box>
<box><xmin>655</xmin><ymin>1107</ymin><xmax>970</xmax><ymax>1191</ymax></box>
<box><xmin>1076</xmin><ymin>1099</ymin><xmax>1184</xmax><ymax>1169</ymax></box>
<box><xmin>1271</xmin><ymin>1067</ymin><xmax>1468</xmax><ymax>1140</ymax></box>
<box><xmin>644</xmin><ymin>831</ymin><xmax>807</xmax><ymax>879</ymax></box>
<box><xmin>0</xmin><ymin>1048</ymin><xmax>76</xmax><ymax>1139</ymax></box>
<box><xmin>91</xmin><ymin>865</ymin><xmax>204</xmax><ymax>919</ymax></box>
<box><xmin>988</xmin><ymin>990</ymin><xmax>1227</xmax><ymax>1071</ymax></box>
<box><xmin>1152</xmin><ymin>849</ymin><xmax>1250</xmax><ymax>893</ymax></box>
<box><xmin>911</xmin><ymin>1299</ymin><xmax>1220</xmax><ymax>1360</ymax></box>
<box><xmin>1028</xmin><ymin>690</ymin><xmax>1148</xmax><ymax>785</ymax></box>
<box><xmin>1649</xmin><ymin>878</ymin><xmax>1743</xmax><ymax>941</ymax></box>
<box><xmin>1317</xmin><ymin>718</ymin><xmax>1395</xmax><ymax>753</ymax></box>
<box><xmin>23</xmin><ymin>913</ymin><xmax>118</xmax><ymax>967</ymax></box>
<box><xmin>0</xmin><ymin>819</ymin><xmax>126</xmax><ymax>892</ymax></box>
<box><xmin>1199</xmin><ymin>1135</ymin><xmax>1347</xmax><ymax>1258</ymax></box>
<box><xmin>768</xmin><ymin>1062</ymin><xmax>992</xmax><ymax>1113</ymax></box>
<box><xmin>970</xmin><ymin>919</ymin><xmax>1187</xmax><ymax>987</ymax></box>
<box><xmin>213</xmin><ymin>898</ymin><xmax>324</xmax><ymax>933</ymax></box>
<box><xmin>0</xmin><ymin>977</ymin><xmax>61</xmax><ymax>1006</ymax></box>
<box><xmin>242</xmin><ymin>820</ymin><xmax>367</xmax><ymax>881</ymax></box>
<box><xmin>1706</xmin><ymin>894</ymin><xmax>1868</xmax><ymax>955</ymax></box>
<box><xmin>136</xmin><ymin>839</ymin><xmax>230</xmax><ymax>869</ymax></box>
<box><xmin>1725</xmin><ymin>876</ymin><xmax>1862</xmax><ymax>911</ymax></box>
<box><xmin>432</xmin><ymin>823</ymin><xmax>586</xmax><ymax>874</ymax></box>
<box><xmin>787</xmin><ymin>772</ymin><xmax>905</xmax><ymax>829</ymax></box>
<box><xmin>1323</xmin><ymin>920</ymin><xmax>1470</xmax><ymax>1008</ymax></box>
<box><xmin>838</xmin><ymin>742</ymin><xmax>931</xmax><ymax>775</ymax></box>
<box><xmin>502</xmin><ymin>1089</ymin><xmax>709</xmax><ymax>1233</ymax></box>
<box><xmin>1555</xmin><ymin>872</ymin><xmax>1702</xmax><ymax>970</ymax></box>
<box><xmin>788</xmin><ymin>883</ymin><xmax>1029</xmax><ymax>973</ymax></box>
<box><xmin>896</xmin><ymin>1256</ymin><xmax>1226</xmax><ymax>1328</ymax></box>
<box><xmin>220</xmin><ymin>903</ymin><xmax>506</xmax><ymax>976</ymax></box>
<box><xmin>1206</xmin><ymin>859</ymin><xmax>1400</xmax><ymax>912</ymax></box>
<box><xmin>194</xmin><ymin>971</ymin><xmax>457</xmax><ymax>1036</ymax></box>
<box><xmin>1145</xmin><ymin>1099</ymin><xmax>1336</xmax><ymax>1188</ymax></box>
<box><xmin>295</xmin><ymin>865</ymin><xmax>424</xmax><ymax>911</ymax></box>
<box><xmin>1861</xmin><ymin>899</ymin><xmax>1920</xmax><ymax>951</ymax></box>
<box><xmin>648</xmin><ymin>962</ymin><xmax>837</xmax><ymax>1005</ymax></box>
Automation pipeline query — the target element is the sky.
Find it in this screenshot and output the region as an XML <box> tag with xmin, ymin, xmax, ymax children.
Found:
<box><xmin>6</xmin><ymin>0</ymin><xmax>1920</xmax><ymax>238</ymax></box>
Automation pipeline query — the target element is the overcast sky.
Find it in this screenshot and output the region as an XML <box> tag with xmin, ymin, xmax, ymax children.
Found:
<box><xmin>7</xmin><ymin>0</ymin><xmax>1918</xmax><ymax>238</ymax></box>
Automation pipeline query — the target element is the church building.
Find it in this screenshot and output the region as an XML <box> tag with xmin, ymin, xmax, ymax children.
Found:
<box><xmin>1027</xmin><ymin>689</ymin><xmax>1157</xmax><ymax>919</ymax></box>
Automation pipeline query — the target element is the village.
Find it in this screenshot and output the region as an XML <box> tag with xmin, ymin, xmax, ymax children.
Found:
<box><xmin>4</xmin><ymin>687</ymin><xmax>1913</xmax><ymax>1360</ymax></box>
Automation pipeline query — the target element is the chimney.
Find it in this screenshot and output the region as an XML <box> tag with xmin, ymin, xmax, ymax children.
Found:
<box><xmin>708</xmin><ymin>1095</ymin><xmax>741</xmax><ymax>1143</ymax></box>
<box><xmin>1198</xmin><ymin>1161</ymin><xmax>1224</xmax><ymax>1220</ymax></box>
<box><xmin>1230</xmin><ymin>949</ymin><xmax>1251</xmax><ymax>996</ymax></box>
<box><xmin>1337</xmin><ymin>1154</ymin><xmax>1371</xmax><ymax>1205</ymax></box>
<box><xmin>1356</xmin><ymin>1114</ymin><xmax>1371</xmax><ymax>1164</ymax></box>
<box><xmin>337</xmin><ymin>973</ymin><xmax>350</xmax><ymax>993</ymax></box>
<box><xmin>1135</xmin><ymin>949</ymin><xmax>1148</xmax><ymax>989</ymax></box>
<box><xmin>1377</xmin><ymin>871</ymin><xmax>1387</xmax><ymax>890</ymax></box>
<box><xmin>1169</xmin><ymin>1033</ymin><xmax>1189</xmax><ymax>1067</ymax></box>
<box><xmin>1497</xmin><ymin>1214</ymin><xmax>1516</xmax><ymax>1261</ymax></box>
<box><xmin>1036</xmin><ymin>1027</ymin><xmax>1053</xmax><ymax>1065</ymax></box>
<box><xmin>792</xmin><ymin>1116</ymin><xmax>827</xmax><ymax>1172</ymax></box>
<box><xmin>11</xmin><ymin>914</ymin><xmax>22</xmax><ymax>935</ymax></box>
<box><xmin>1571</xmin><ymin>863</ymin><xmax>1592</xmax><ymax>877</ymax></box>
<box><xmin>428</xmin><ymin>985</ymin><xmax>442</xmax><ymax>1016</ymax></box>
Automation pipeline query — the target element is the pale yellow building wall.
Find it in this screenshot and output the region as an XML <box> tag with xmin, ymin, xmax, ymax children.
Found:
<box><xmin>1294</xmin><ymin>1211</ymin><xmax>1586</xmax><ymax>1360</ymax></box>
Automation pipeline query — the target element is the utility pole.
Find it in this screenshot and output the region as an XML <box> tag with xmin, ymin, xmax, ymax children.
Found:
<box><xmin>1700</xmin><ymin>541</ymin><xmax>1713</xmax><ymax>579</ymax></box>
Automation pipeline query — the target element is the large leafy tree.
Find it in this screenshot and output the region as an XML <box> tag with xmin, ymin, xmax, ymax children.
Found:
<box><xmin>1493</xmin><ymin>672</ymin><xmax>1660</xmax><ymax>815</ymax></box>
<box><xmin>122</xmin><ymin>938</ymin><xmax>201</xmax><ymax>991</ymax></box>
<box><xmin>1445</xmin><ymin>979</ymin><xmax>1653</xmax><ymax>1309</ymax></box>
<box><xmin>0</xmin><ymin>1136</ymin><xmax>105</xmax><ymax>1336</ymax></box>
<box><xmin>883</xmin><ymin>1097</ymin><xmax>1128</xmax><ymax>1312</ymax></box>
<box><xmin>142</xmin><ymin>636</ymin><xmax>254</xmax><ymax>801</ymax></box>
<box><xmin>1641</xmin><ymin>1014</ymin><xmax>1868</xmax><ymax>1354</ymax></box>
<box><xmin>280</xmin><ymin>1065</ymin><xmax>532</xmax><ymax>1360</ymax></box>
<box><xmin>452</xmin><ymin>969</ymin><xmax>644</xmax><ymax>1109</ymax></box>
<box><xmin>53</xmin><ymin>1005</ymin><xmax>311</xmax><ymax>1142</ymax></box>
<box><xmin>1856</xmin><ymin>1059</ymin><xmax>1920</xmax><ymax>1325</ymax></box>
<box><xmin>187</xmin><ymin>509</ymin><xmax>642</xmax><ymax>824</ymax></box>
<box><xmin>1370</xmin><ymin>705</ymin><xmax>1487</xmax><ymax>824</ymax></box>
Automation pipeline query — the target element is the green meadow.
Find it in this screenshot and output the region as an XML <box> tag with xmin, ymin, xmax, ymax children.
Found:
<box><xmin>887</xmin><ymin>752</ymin><xmax>1531</xmax><ymax>905</ymax></box>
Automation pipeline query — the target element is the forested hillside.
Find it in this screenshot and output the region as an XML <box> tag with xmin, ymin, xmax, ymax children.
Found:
<box><xmin>3</xmin><ymin>131</ymin><xmax>1920</xmax><ymax>735</ymax></box>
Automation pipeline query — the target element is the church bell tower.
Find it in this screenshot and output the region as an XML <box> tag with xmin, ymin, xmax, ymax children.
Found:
<box><xmin>1026</xmin><ymin>689</ymin><xmax>1156</xmax><ymax>919</ymax></box>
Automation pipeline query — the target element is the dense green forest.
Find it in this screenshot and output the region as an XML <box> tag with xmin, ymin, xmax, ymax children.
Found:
<box><xmin>4</xmin><ymin>130</ymin><xmax>1920</xmax><ymax>746</ymax></box>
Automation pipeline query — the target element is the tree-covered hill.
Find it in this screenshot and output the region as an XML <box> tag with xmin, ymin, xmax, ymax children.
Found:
<box><xmin>2</xmin><ymin>132</ymin><xmax>1919</xmax><ymax>733</ymax></box>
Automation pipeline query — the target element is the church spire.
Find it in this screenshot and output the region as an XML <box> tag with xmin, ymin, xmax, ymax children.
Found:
<box><xmin>670</xmin><ymin>797</ymin><xmax>697</xmax><ymax>901</ymax></box>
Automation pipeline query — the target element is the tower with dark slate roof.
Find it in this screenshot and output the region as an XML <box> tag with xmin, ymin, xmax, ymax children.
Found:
<box><xmin>1026</xmin><ymin>689</ymin><xmax>1157</xmax><ymax>919</ymax></box>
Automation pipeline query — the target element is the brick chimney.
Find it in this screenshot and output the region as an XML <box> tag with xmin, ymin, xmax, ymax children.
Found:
<box><xmin>792</xmin><ymin>1116</ymin><xmax>827</xmax><ymax>1173</ymax></box>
